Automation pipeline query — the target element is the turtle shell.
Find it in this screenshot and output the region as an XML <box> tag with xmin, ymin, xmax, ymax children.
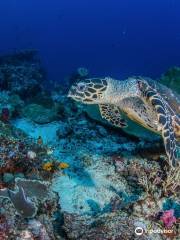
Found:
<box><xmin>145</xmin><ymin>78</ymin><xmax>180</xmax><ymax>116</ymax></box>
<box><xmin>84</xmin><ymin>78</ymin><xmax>180</xmax><ymax>142</ymax></box>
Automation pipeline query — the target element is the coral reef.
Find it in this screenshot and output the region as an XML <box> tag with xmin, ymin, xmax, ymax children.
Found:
<box><xmin>0</xmin><ymin>91</ymin><xmax>24</xmax><ymax>120</ymax></box>
<box><xmin>0</xmin><ymin>133</ymin><xmax>48</xmax><ymax>179</ymax></box>
<box><xmin>0</xmin><ymin>51</ymin><xmax>179</xmax><ymax>239</ymax></box>
<box><xmin>160</xmin><ymin>66</ymin><xmax>180</xmax><ymax>94</ymax></box>
<box><xmin>0</xmin><ymin>49</ymin><xmax>44</xmax><ymax>99</ymax></box>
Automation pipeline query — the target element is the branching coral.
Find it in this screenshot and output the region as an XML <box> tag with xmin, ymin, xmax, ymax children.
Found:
<box><xmin>120</xmin><ymin>159</ymin><xmax>163</xmax><ymax>199</ymax></box>
<box><xmin>137</xmin><ymin>164</ymin><xmax>180</xmax><ymax>200</ymax></box>
<box><xmin>125</xmin><ymin>159</ymin><xmax>180</xmax><ymax>200</ymax></box>
<box><xmin>162</xmin><ymin>166</ymin><xmax>180</xmax><ymax>197</ymax></box>
<box><xmin>121</xmin><ymin>157</ymin><xmax>180</xmax><ymax>236</ymax></box>
<box><xmin>137</xmin><ymin>168</ymin><xmax>164</xmax><ymax>198</ymax></box>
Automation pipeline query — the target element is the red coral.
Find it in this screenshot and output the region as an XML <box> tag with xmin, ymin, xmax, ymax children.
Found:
<box><xmin>160</xmin><ymin>209</ymin><xmax>176</xmax><ymax>228</ymax></box>
<box><xmin>0</xmin><ymin>182</ymin><xmax>7</xmax><ymax>189</ymax></box>
<box><xmin>0</xmin><ymin>160</ymin><xmax>23</xmax><ymax>174</ymax></box>
<box><xmin>1</xmin><ymin>108</ymin><xmax>10</xmax><ymax>123</ymax></box>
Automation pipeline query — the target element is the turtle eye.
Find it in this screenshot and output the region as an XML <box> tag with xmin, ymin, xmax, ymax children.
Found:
<box><xmin>77</xmin><ymin>83</ymin><xmax>86</xmax><ymax>91</ymax></box>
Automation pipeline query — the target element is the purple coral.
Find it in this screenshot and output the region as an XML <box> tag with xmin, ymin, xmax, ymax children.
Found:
<box><xmin>160</xmin><ymin>209</ymin><xmax>176</xmax><ymax>228</ymax></box>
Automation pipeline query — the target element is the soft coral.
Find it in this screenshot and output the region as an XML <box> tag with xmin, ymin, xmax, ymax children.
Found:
<box><xmin>160</xmin><ymin>209</ymin><xmax>176</xmax><ymax>228</ymax></box>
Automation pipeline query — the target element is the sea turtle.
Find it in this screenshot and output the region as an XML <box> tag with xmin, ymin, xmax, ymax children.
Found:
<box><xmin>68</xmin><ymin>76</ymin><xmax>180</xmax><ymax>167</ymax></box>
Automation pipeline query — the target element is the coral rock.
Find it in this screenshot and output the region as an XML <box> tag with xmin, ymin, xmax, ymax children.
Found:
<box><xmin>22</xmin><ymin>104</ymin><xmax>58</xmax><ymax>124</ymax></box>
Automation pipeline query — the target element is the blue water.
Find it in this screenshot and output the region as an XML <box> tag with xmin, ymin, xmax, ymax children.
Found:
<box><xmin>0</xmin><ymin>0</ymin><xmax>180</xmax><ymax>82</ymax></box>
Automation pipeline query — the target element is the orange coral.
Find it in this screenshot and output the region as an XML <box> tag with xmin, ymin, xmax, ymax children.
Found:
<box><xmin>58</xmin><ymin>162</ymin><xmax>69</xmax><ymax>169</ymax></box>
<box><xmin>42</xmin><ymin>161</ymin><xmax>69</xmax><ymax>172</ymax></box>
<box><xmin>42</xmin><ymin>162</ymin><xmax>53</xmax><ymax>171</ymax></box>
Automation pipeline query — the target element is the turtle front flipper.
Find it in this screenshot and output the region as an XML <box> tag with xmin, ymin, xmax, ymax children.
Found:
<box><xmin>99</xmin><ymin>104</ymin><xmax>128</xmax><ymax>128</ymax></box>
<box><xmin>173</xmin><ymin>115</ymin><xmax>180</xmax><ymax>141</ymax></box>
<box><xmin>138</xmin><ymin>80</ymin><xmax>179</xmax><ymax>167</ymax></box>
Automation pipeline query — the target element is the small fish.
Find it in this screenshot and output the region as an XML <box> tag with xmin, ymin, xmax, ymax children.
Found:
<box><xmin>37</xmin><ymin>136</ymin><xmax>43</xmax><ymax>145</ymax></box>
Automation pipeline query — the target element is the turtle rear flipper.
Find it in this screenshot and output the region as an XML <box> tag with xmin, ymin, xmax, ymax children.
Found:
<box><xmin>99</xmin><ymin>104</ymin><xmax>128</xmax><ymax>128</ymax></box>
<box><xmin>138</xmin><ymin>80</ymin><xmax>179</xmax><ymax>167</ymax></box>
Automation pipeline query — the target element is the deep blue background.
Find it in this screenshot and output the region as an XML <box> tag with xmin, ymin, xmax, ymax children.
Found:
<box><xmin>0</xmin><ymin>0</ymin><xmax>180</xmax><ymax>82</ymax></box>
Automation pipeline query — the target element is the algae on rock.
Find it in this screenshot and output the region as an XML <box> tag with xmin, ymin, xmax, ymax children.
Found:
<box><xmin>160</xmin><ymin>66</ymin><xmax>180</xmax><ymax>94</ymax></box>
<box><xmin>22</xmin><ymin>103</ymin><xmax>58</xmax><ymax>124</ymax></box>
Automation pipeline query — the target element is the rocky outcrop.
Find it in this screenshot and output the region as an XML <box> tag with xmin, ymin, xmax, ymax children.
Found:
<box><xmin>22</xmin><ymin>103</ymin><xmax>58</xmax><ymax>124</ymax></box>
<box><xmin>0</xmin><ymin>50</ymin><xmax>44</xmax><ymax>99</ymax></box>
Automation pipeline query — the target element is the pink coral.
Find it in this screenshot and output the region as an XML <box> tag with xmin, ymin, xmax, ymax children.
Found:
<box><xmin>160</xmin><ymin>209</ymin><xmax>176</xmax><ymax>228</ymax></box>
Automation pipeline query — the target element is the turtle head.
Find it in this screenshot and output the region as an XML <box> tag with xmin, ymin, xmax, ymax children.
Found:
<box><xmin>68</xmin><ymin>78</ymin><xmax>108</xmax><ymax>104</ymax></box>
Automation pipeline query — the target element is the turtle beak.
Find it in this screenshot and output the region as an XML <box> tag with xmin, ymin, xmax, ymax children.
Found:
<box><xmin>67</xmin><ymin>86</ymin><xmax>84</xmax><ymax>102</ymax></box>
<box><xmin>67</xmin><ymin>90</ymin><xmax>72</xmax><ymax>98</ymax></box>
<box><xmin>67</xmin><ymin>86</ymin><xmax>76</xmax><ymax>98</ymax></box>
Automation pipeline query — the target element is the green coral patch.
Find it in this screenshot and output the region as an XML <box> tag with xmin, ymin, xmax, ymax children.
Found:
<box><xmin>160</xmin><ymin>66</ymin><xmax>180</xmax><ymax>94</ymax></box>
